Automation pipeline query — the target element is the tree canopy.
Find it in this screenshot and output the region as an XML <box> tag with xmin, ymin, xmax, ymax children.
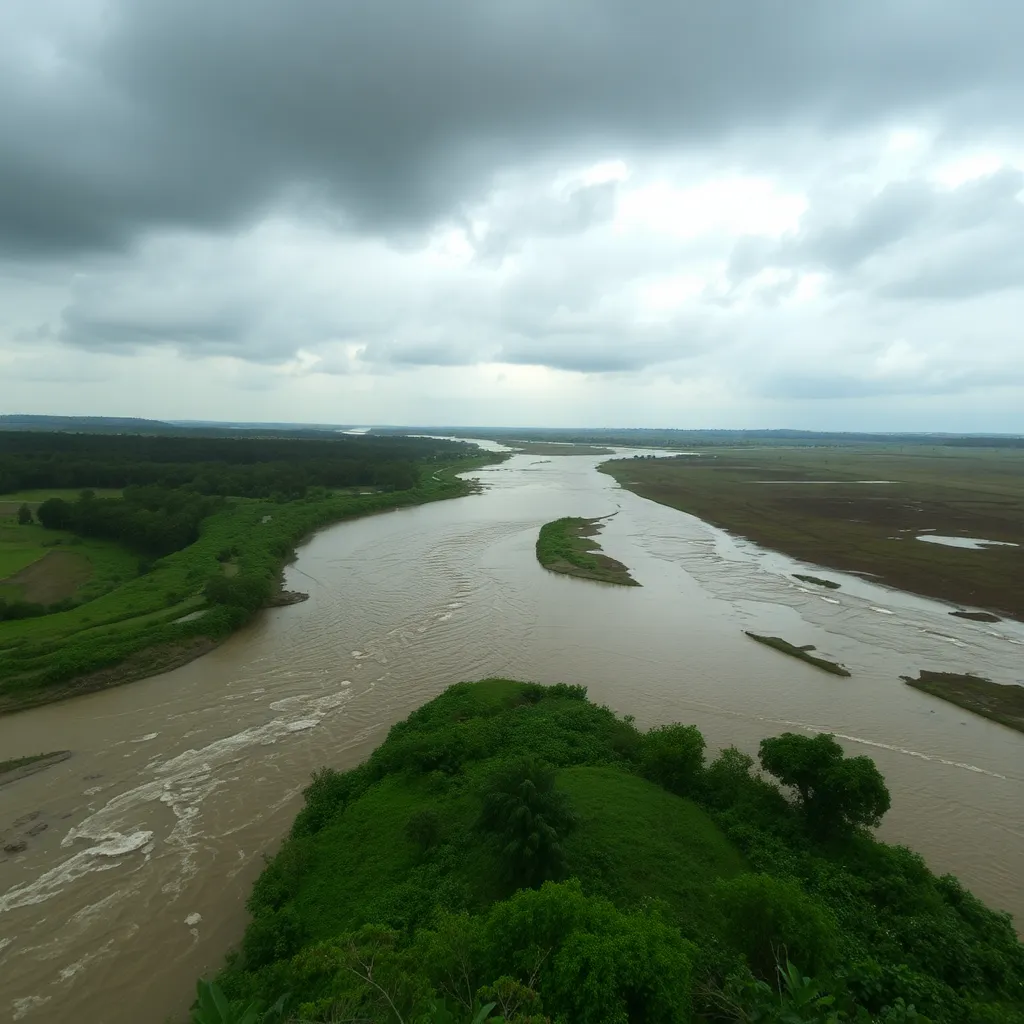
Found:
<box><xmin>758</xmin><ymin>732</ymin><xmax>891</xmax><ymax>837</ymax></box>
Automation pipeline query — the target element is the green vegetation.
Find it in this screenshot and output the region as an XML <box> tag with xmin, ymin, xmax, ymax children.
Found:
<box><xmin>745</xmin><ymin>632</ymin><xmax>852</xmax><ymax>677</ymax></box>
<box><xmin>535</xmin><ymin>516</ymin><xmax>638</xmax><ymax>586</ymax></box>
<box><xmin>0</xmin><ymin>431</ymin><xmax>500</xmax><ymax>711</ymax></box>
<box><xmin>601</xmin><ymin>445</ymin><xmax>1024</xmax><ymax>621</ymax></box>
<box><xmin>794</xmin><ymin>573</ymin><xmax>841</xmax><ymax>590</ymax></box>
<box><xmin>507</xmin><ymin>442</ymin><xmax>615</xmax><ymax>456</ymax></box>
<box><xmin>901</xmin><ymin>670</ymin><xmax>1024</xmax><ymax>734</ymax></box>
<box><xmin>201</xmin><ymin>680</ymin><xmax>1024</xmax><ymax>1024</ymax></box>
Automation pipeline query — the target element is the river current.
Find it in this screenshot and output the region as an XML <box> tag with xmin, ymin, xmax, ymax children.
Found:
<box><xmin>1</xmin><ymin>446</ymin><xmax>1022</xmax><ymax>1023</ymax></box>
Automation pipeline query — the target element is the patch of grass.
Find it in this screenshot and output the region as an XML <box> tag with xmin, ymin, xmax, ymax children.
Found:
<box><xmin>601</xmin><ymin>445</ymin><xmax>1024</xmax><ymax>620</ymax></box>
<box><xmin>558</xmin><ymin>765</ymin><xmax>745</xmax><ymax>936</ymax></box>
<box><xmin>794</xmin><ymin>573</ymin><xmax>840</xmax><ymax>589</ymax></box>
<box><xmin>536</xmin><ymin>516</ymin><xmax>639</xmax><ymax>586</ymax></box>
<box><xmin>744</xmin><ymin>632</ymin><xmax>851</xmax><ymax>676</ymax></box>
<box><xmin>901</xmin><ymin>670</ymin><xmax>1024</xmax><ymax>733</ymax></box>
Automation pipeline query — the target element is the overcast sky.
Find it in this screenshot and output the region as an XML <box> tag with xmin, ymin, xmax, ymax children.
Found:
<box><xmin>2</xmin><ymin>1</ymin><xmax>1023</xmax><ymax>430</ymax></box>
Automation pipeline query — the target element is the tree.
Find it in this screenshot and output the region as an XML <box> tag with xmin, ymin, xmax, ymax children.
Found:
<box><xmin>16</xmin><ymin>503</ymin><xmax>32</xmax><ymax>525</ymax></box>
<box><xmin>639</xmin><ymin>723</ymin><xmax>706</xmax><ymax>796</ymax></box>
<box><xmin>478</xmin><ymin>759</ymin><xmax>578</xmax><ymax>889</ymax></box>
<box><xmin>758</xmin><ymin>732</ymin><xmax>890</xmax><ymax>837</ymax></box>
<box><xmin>35</xmin><ymin>496</ymin><xmax>72</xmax><ymax>530</ymax></box>
<box><xmin>715</xmin><ymin>873</ymin><xmax>839</xmax><ymax>979</ymax></box>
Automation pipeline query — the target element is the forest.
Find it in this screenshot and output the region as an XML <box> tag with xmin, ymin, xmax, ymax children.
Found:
<box><xmin>0</xmin><ymin>430</ymin><xmax>451</xmax><ymax>496</ymax></box>
<box><xmin>198</xmin><ymin>679</ymin><xmax>1024</xmax><ymax>1024</ymax></box>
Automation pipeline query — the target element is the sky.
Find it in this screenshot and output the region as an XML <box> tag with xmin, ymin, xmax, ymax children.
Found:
<box><xmin>2</xmin><ymin>1</ymin><xmax>1023</xmax><ymax>431</ymax></box>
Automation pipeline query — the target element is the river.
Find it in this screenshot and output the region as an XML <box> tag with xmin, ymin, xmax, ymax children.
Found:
<box><xmin>1</xmin><ymin>446</ymin><xmax>1023</xmax><ymax>1023</ymax></box>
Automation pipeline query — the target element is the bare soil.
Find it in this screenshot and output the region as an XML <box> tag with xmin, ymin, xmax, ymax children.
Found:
<box><xmin>2</xmin><ymin>549</ymin><xmax>92</xmax><ymax>603</ymax></box>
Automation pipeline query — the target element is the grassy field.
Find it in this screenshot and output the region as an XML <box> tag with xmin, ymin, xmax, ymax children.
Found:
<box><xmin>0</xmin><ymin>456</ymin><xmax>501</xmax><ymax>712</ymax></box>
<box><xmin>744</xmin><ymin>632</ymin><xmax>851</xmax><ymax>677</ymax></box>
<box><xmin>558</xmin><ymin>765</ymin><xmax>744</xmax><ymax>936</ymax></box>
<box><xmin>602</xmin><ymin>445</ymin><xmax>1024</xmax><ymax>619</ymax></box>
<box><xmin>902</xmin><ymin>670</ymin><xmax>1024</xmax><ymax>734</ymax></box>
<box><xmin>0</xmin><ymin>520</ymin><xmax>140</xmax><ymax>604</ymax></box>
<box><xmin>535</xmin><ymin>516</ymin><xmax>639</xmax><ymax>585</ymax></box>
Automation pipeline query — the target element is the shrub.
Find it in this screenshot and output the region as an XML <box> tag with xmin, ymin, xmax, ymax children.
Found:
<box><xmin>479</xmin><ymin>759</ymin><xmax>578</xmax><ymax>889</ymax></box>
<box><xmin>640</xmin><ymin>723</ymin><xmax>706</xmax><ymax>796</ymax></box>
<box><xmin>715</xmin><ymin>873</ymin><xmax>839</xmax><ymax>980</ymax></box>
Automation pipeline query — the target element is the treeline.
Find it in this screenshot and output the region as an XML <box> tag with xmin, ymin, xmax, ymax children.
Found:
<box><xmin>0</xmin><ymin>432</ymin><xmax>468</xmax><ymax>497</ymax></box>
<box><xmin>37</xmin><ymin>487</ymin><xmax>221</xmax><ymax>558</ymax></box>
<box><xmin>416</xmin><ymin>426</ymin><xmax>1024</xmax><ymax>449</ymax></box>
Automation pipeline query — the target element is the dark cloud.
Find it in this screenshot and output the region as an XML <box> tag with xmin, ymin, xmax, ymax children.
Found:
<box><xmin>3</xmin><ymin>0</ymin><xmax>1024</xmax><ymax>256</ymax></box>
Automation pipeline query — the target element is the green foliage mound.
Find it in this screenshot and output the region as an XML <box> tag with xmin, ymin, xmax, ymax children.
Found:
<box><xmin>202</xmin><ymin>681</ymin><xmax>1024</xmax><ymax>1024</ymax></box>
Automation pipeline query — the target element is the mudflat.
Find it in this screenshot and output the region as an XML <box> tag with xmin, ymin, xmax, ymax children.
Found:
<box><xmin>602</xmin><ymin>445</ymin><xmax>1024</xmax><ymax>620</ymax></box>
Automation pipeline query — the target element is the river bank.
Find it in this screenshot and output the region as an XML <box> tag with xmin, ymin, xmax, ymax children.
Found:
<box><xmin>0</xmin><ymin>455</ymin><xmax>503</xmax><ymax>715</ymax></box>
<box><xmin>0</xmin><ymin>446</ymin><xmax>1021</xmax><ymax>1024</ymax></box>
<box><xmin>600</xmin><ymin>445</ymin><xmax>1024</xmax><ymax>622</ymax></box>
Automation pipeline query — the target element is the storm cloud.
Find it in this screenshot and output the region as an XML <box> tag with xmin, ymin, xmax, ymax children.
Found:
<box><xmin>1</xmin><ymin>0</ymin><xmax>1023</xmax><ymax>428</ymax></box>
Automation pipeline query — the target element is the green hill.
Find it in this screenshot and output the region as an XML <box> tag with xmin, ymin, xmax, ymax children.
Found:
<box><xmin>202</xmin><ymin>680</ymin><xmax>1024</xmax><ymax>1024</ymax></box>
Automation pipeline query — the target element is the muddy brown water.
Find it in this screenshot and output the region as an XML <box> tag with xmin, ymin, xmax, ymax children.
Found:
<box><xmin>2</xmin><ymin>446</ymin><xmax>1023</xmax><ymax>1023</ymax></box>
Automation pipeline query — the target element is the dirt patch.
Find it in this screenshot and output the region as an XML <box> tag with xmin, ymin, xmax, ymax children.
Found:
<box><xmin>1</xmin><ymin>549</ymin><xmax>92</xmax><ymax>603</ymax></box>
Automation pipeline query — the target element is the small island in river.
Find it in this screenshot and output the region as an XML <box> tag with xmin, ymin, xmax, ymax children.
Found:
<box><xmin>536</xmin><ymin>516</ymin><xmax>639</xmax><ymax>586</ymax></box>
<box><xmin>744</xmin><ymin>631</ymin><xmax>851</xmax><ymax>676</ymax></box>
<box><xmin>902</xmin><ymin>670</ymin><xmax>1024</xmax><ymax>734</ymax></box>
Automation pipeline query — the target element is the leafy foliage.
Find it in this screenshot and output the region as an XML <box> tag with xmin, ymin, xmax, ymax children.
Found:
<box><xmin>759</xmin><ymin>732</ymin><xmax>891</xmax><ymax>837</ymax></box>
<box><xmin>639</xmin><ymin>722</ymin><xmax>706</xmax><ymax>796</ymax></box>
<box><xmin>210</xmin><ymin>681</ymin><xmax>1024</xmax><ymax>1024</ymax></box>
<box><xmin>478</xmin><ymin>759</ymin><xmax>579</xmax><ymax>889</ymax></box>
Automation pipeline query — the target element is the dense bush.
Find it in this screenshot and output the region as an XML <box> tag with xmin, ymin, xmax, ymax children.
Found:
<box><xmin>639</xmin><ymin>722</ymin><xmax>706</xmax><ymax>796</ymax></box>
<box><xmin>759</xmin><ymin>732</ymin><xmax>892</xmax><ymax>838</ymax></box>
<box><xmin>206</xmin><ymin>681</ymin><xmax>1024</xmax><ymax>1024</ymax></box>
<box><xmin>478</xmin><ymin>759</ymin><xmax>579</xmax><ymax>890</ymax></box>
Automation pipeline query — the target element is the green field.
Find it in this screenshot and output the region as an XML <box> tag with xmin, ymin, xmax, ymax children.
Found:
<box><xmin>602</xmin><ymin>445</ymin><xmax>1024</xmax><ymax>620</ymax></box>
<box><xmin>0</xmin><ymin>457</ymin><xmax>500</xmax><ymax>712</ymax></box>
<box><xmin>0</xmin><ymin>520</ymin><xmax>140</xmax><ymax>605</ymax></box>
<box><xmin>204</xmin><ymin>679</ymin><xmax>1024</xmax><ymax>1024</ymax></box>
<box><xmin>535</xmin><ymin>516</ymin><xmax>639</xmax><ymax>586</ymax></box>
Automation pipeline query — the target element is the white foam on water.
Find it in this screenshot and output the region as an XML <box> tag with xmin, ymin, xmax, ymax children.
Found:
<box><xmin>58</xmin><ymin>938</ymin><xmax>115</xmax><ymax>982</ymax></box>
<box><xmin>447</xmin><ymin>602</ymin><xmax>464</xmax><ymax>609</ymax></box>
<box><xmin>819</xmin><ymin>596</ymin><xmax>841</xmax><ymax>605</ymax></box>
<box><xmin>12</xmin><ymin>995</ymin><xmax>50</xmax><ymax>1020</ymax></box>
<box><xmin>0</xmin><ymin>831</ymin><xmax>153</xmax><ymax>914</ymax></box>
<box><xmin>184</xmin><ymin>912</ymin><xmax>202</xmax><ymax>926</ymax></box>
<box><xmin>870</xmin><ymin>607</ymin><xmax>894</xmax><ymax>615</ymax></box>
<box><xmin>2</xmin><ymin>686</ymin><xmax>354</xmax><ymax>918</ymax></box>
<box><xmin>776</xmin><ymin>720</ymin><xmax>1009</xmax><ymax>780</ymax></box>
<box><xmin>437</xmin><ymin>612</ymin><xmax>452</xmax><ymax>622</ymax></box>
<box><xmin>0</xmin><ymin>937</ymin><xmax>11</xmax><ymax>952</ymax></box>
<box><xmin>130</xmin><ymin>733</ymin><xmax>159</xmax><ymax>743</ymax></box>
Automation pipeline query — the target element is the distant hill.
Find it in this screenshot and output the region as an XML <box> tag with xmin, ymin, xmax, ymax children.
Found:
<box><xmin>0</xmin><ymin>414</ymin><xmax>175</xmax><ymax>433</ymax></box>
